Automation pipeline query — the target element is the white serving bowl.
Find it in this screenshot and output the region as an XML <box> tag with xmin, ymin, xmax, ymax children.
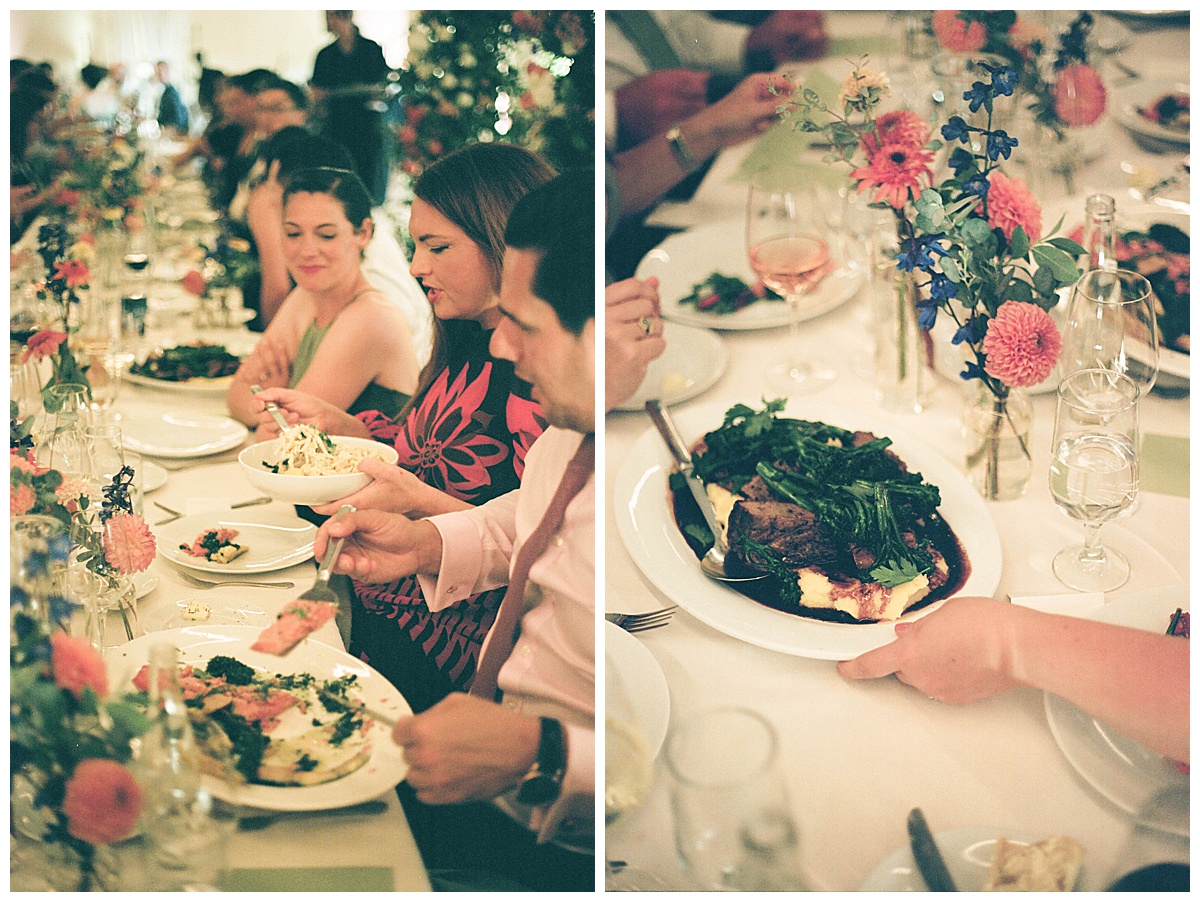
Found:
<box><xmin>238</xmin><ymin>435</ymin><xmax>398</xmax><ymax>505</ymax></box>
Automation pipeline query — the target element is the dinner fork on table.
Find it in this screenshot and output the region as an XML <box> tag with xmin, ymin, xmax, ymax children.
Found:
<box><xmin>178</xmin><ymin>572</ymin><xmax>294</xmax><ymax>590</ymax></box>
<box><xmin>605</xmin><ymin>606</ymin><xmax>677</xmax><ymax>634</ymax></box>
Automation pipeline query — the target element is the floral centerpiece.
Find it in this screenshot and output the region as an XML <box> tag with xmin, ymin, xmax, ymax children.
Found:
<box><xmin>397</xmin><ymin>10</ymin><xmax>593</xmax><ymax>176</ymax></box>
<box><xmin>54</xmin><ymin>134</ymin><xmax>148</xmax><ymax>232</ymax></box>
<box><xmin>181</xmin><ymin>225</ymin><xmax>257</xmax><ymax>322</ymax></box>
<box><xmin>782</xmin><ymin>58</ymin><xmax>1084</xmax><ymax>498</ymax></box>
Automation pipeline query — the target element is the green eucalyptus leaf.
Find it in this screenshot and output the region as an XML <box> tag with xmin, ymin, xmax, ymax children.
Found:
<box><xmin>1004</xmin><ymin>279</ymin><xmax>1033</xmax><ymax>305</ymax></box>
<box><xmin>939</xmin><ymin>256</ymin><xmax>962</xmax><ymax>282</ymax></box>
<box><xmin>1033</xmin><ymin>261</ymin><xmax>1058</xmax><ymax>297</ymax></box>
<box><xmin>1046</xmin><ymin>236</ymin><xmax>1086</xmax><ymax>256</ymax></box>
<box><xmin>1032</xmin><ymin>244</ymin><xmax>1081</xmax><ymax>282</ymax></box>
<box><xmin>1009</xmin><ymin>225</ymin><xmax>1030</xmax><ymax>259</ymax></box>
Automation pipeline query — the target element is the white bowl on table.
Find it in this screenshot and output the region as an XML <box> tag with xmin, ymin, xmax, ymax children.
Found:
<box><xmin>238</xmin><ymin>436</ymin><xmax>398</xmax><ymax>505</ymax></box>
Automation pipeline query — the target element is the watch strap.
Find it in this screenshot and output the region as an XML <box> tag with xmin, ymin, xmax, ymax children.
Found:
<box><xmin>515</xmin><ymin>717</ymin><xmax>566</xmax><ymax>805</ymax></box>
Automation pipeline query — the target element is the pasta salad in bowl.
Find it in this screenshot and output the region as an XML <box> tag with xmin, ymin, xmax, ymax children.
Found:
<box><xmin>239</xmin><ymin>425</ymin><xmax>398</xmax><ymax>504</ymax></box>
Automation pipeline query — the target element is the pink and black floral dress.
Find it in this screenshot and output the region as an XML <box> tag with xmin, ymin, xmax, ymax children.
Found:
<box><xmin>351</xmin><ymin>319</ymin><xmax>546</xmax><ymax>711</ymax></box>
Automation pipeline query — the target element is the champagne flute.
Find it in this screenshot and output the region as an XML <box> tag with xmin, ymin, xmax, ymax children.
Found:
<box><xmin>1060</xmin><ymin>268</ymin><xmax>1159</xmax><ymax>396</ymax></box>
<box><xmin>1048</xmin><ymin>369</ymin><xmax>1140</xmax><ymax>592</ymax></box>
<box><xmin>746</xmin><ymin>166</ymin><xmax>836</xmax><ymax>393</ymax></box>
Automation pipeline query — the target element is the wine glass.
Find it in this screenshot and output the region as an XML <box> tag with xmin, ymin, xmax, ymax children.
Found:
<box><xmin>1048</xmin><ymin>369</ymin><xmax>1140</xmax><ymax>592</ymax></box>
<box><xmin>604</xmin><ymin>656</ymin><xmax>668</xmax><ymax>890</ymax></box>
<box><xmin>746</xmin><ymin>166</ymin><xmax>836</xmax><ymax>393</ymax></box>
<box><xmin>665</xmin><ymin>706</ymin><xmax>807</xmax><ymax>891</ymax></box>
<box><xmin>1060</xmin><ymin>268</ymin><xmax>1159</xmax><ymax>396</ymax></box>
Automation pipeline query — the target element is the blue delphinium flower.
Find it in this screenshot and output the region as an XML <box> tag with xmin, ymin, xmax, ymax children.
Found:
<box><xmin>990</xmin><ymin>66</ymin><xmax>1018</xmax><ymax>97</ymax></box>
<box><xmin>929</xmin><ymin>272</ymin><xmax>958</xmax><ymax>302</ymax></box>
<box><xmin>941</xmin><ymin>116</ymin><xmax>970</xmax><ymax>143</ymax></box>
<box><xmin>961</xmin><ymin>173</ymin><xmax>990</xmax><ymax>198</ymax></box>
<box><xmin>952</xmin><ymin>315</ymin><xmax>985</xmax><ymax>346</ymax></box>
<box><xmin>986</xmin><ymin>130</ymin><xmax>1018</xmax><ymax>161</ymax></box>
<box><xmin>960</xmin><ymin>359</ymin><xmax>989</xmax><ymax>381</ymax></box>
<box><xmin>964</xmin><ymin>80</ymin><xmax>991</xmax><ymax>113</ymax></box>
<box><xmin>948</xmin><ymin>147</ymin><xmax>975</xmax><ymax>175</ymax></box>
<box><xmin>916</xmin><ymin>297</ymin><xmax>940</xmax><ymax>330</ymax></box>
<box><xmin>896</xmin><ymin>235</ymin><xmax>947</xmax><ymax>272</ymax></box>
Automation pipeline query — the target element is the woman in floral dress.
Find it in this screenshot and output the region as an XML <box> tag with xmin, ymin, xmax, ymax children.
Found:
<box><xmin>253</xmin><ymin>143</ymin><xmax>555</xmax><ymax>711</ymax></box>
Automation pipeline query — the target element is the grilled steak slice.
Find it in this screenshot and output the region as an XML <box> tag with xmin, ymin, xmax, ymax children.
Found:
<box><xmin>727</xmin><ymin>498</ymin><xmax>840</xmax><ymax>571</ymax></box>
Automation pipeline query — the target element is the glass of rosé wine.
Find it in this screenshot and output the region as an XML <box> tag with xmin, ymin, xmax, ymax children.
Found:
<box><xmin>746</xmin><ymin>165</ymin><xmax>836</xmax><ymax>393</ymax></box>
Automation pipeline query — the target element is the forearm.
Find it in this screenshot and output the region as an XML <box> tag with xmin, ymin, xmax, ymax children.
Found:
<box><xmin>1010</xmin><ymin>608</ymin><xmax>1190</xmax><ymax>762</ymax></box>
<box><xmin>254</xmin><ymin>241</ymin><xmax>293</xmax><ymax>326</ymax></box>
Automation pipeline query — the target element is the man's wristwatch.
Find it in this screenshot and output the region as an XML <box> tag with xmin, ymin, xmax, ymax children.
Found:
<box><xmin>515</xmin><ymin>717</ymin><xmax>567</xmax><ymax>806</ymax></box>
<box><xmin>665</xmin><ymin>124</ymin><xmax>699</xmax><ymax>173</ymax></box>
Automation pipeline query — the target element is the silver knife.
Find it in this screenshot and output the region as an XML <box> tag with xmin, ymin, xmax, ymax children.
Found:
<box><xmin>644</xmin><ymin>400</ymin><xmax>723</xmax><ymax>542</ymax></box>
<box><xmin>318</xmin><ymin>687</ymin><xmax>398</xmax><ymax>728</ymax></box>
<box><xmin>908</xmin><ymin>808</ymin><xmax>957</xmax><ymax>892</ymax></box>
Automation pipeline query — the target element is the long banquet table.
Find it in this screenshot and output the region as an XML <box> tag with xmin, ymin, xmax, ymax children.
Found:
<box><xmin>603</xmin><ymin>11</ymin><xmax>1190</xmax><ymax>892</ymax></box>
<box><xmin>12</xmin><ymin>180</ymin><xmax>432</xmax><ymax>890</ymax></box>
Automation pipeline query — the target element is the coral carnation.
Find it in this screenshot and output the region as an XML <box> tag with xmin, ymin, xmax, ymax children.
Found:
<box><xmin>50</xmin><ymin>632</ymin><xmax>109</xmax><ymax>699</ymax></box>
<box><xmin>932</xmin><ymin>10</ymin><xmax>987</xmax><ymax>53</ymax></box>
<box><xmin>181</xmin><ymin>269</ymin><xmax>207</xmax><ymax>297</ymax></box>
<box><xmin>861</xmin><ymin>110</ymin><xmax>931</xmax><ymax>157</ymax></box>
<box><xmin>1054</xmin><ymin>64</ymin><xmax>1107</xmax><ymax>127</ymax></box>
<box><xmin>982</xmin><ymin>301</ymin><xmax>1062</xmax><ymax>387</ymax></box>
<box><xmin>850</xmin><ymin>142</ymin><xmax>934</xmax><ymax>210</ymax></box>
<box><xmin>983</xmin><ymin>171</ymin><xmax>1042</xmax><ymax>243</ymax></box>
<box><xmin>103</xmin><ymin>513</ymin><xmax>157</xmax><ymax>574</ymax></box>
<box><xmin>52</xmin><ymin>259</ymin><xmax>90</xmax><ymax>289</ymax></box>
<box><xmin>22</xmin><ymin>329</ymin><xmax>67</xmax><ymax>363</ymax></box>
<box><xmin>61</xmin><ymin>759</ymin><xmax>142</xmax><ymax>845</ymax></box>
<box><xmin>11</xmin><ymin>482</ymin><xmax>37</xmax><ymax>516</ymax></box>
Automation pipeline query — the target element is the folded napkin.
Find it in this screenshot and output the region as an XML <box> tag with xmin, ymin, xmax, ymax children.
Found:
<box><xmin>1139</xmin><ymin>433</ymin><xmax>1189</xmax><ymax>498</ymax></box>
<box><xmin>222</xmin><ymin>866</ymin><xmax>393</xmax><ymax>892</ymax></box>
<box><xmin>1009</xmin><ymin>592</ymin><xmax>1105</xmax><ymax>617</ymax></box>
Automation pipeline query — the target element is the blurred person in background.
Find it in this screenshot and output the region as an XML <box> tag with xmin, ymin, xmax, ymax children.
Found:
<box><xmin>154</xmin><ymin>60</ymin><xmax>189</xmax><ymax>135</ymax></box>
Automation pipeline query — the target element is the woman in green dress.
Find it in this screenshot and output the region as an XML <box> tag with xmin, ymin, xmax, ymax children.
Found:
<box><xmin>227</xmin><ymin>167</ymin><xmax>421</xmax><ymax>428</ymax></box>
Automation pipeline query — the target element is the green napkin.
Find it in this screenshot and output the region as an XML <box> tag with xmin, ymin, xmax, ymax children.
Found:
<box><xmin>222</xmin><ymin>866</ymin><xmax>394</xmax><ymax>892</ymax></box>
<box><xmin>827</xmin><ymin>36</ymin><xmax>891</xmax><ymax>59</ymax></box>
<box><xmin>1140</xmin><ymin>433</ymin><xmax>1190</xmax><ymax>498</ymax></box>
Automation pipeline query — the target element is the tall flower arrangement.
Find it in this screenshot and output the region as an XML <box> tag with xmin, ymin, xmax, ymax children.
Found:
<box><xmin>54</xmin><ymin>134</ymin><xmax>148</xmax><ymax>232</ymax></box>
<box><xmin>26</xmin><ymin>221</ymin><xmax>94</xmax><ymax>407</ymax></box>
<box><xmin>396</xmin><ymin>10</ymin><xmax>593</xmax><ymax>176</ymax></box>
<box><xmin>783</xmin><ymin>59</ymin><xmax>1084</xmax><ymax>496</ymax></box>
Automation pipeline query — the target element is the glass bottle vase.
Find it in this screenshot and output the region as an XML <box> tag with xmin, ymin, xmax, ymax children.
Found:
<box><xmin>962</xmin><ymin>382</ymin><xmax>1033</xmax><ymax>501</ymax></box>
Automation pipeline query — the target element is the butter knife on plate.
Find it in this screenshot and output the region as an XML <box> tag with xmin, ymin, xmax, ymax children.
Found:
<box><xmin>908</xmin><ymin>808</ymin><xmax>958</xmax><ymax>891</ymax></box>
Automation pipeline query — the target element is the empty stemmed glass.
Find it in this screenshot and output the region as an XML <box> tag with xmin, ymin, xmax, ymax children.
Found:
<box><xmin>1048</xmin><ymin>369</ymin><xmax>1140</xmax><ymax>592</ymax></box>
<box><xmin>1060</xmin><ymin>268</ymin><xmax>1159</xmax><ymax>396</ymax></box>
<box><xmin>746</xmin><ymin>166</ymin><xmax>836</xmax><ymax>393</ymax></box>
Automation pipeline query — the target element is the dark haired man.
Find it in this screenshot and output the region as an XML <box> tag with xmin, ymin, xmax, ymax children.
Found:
<box><xmin>313</xmin><ymin>170</ymin><xmax>596</xmax><ymax>891</ymax></box>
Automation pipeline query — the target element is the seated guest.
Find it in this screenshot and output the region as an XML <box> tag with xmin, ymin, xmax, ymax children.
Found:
<box><xmin>154</xmin><ymin>60</ymin><xmax>189</xmax><ymax>135</ymax></box>
<box><xmin>312</xmin><ymin>168</ymin><xmax>597</xmax><ymax>891</ymax></box>
<box><xmin>241</xmin><ymin>131</ymin><xmax>432</xmax><ymax>357</ymax></box>
<box><xmin>227</xmin><ymin>166</ymin><xmax>420</xmax><ymax>428</ymax></box>
<box><xmin>69</xmin><ymin>63</ymin><xmax>115</xmax><ymax>124</ymax></box>
<box><xmin>207</xmin><ymin>68</ymin><xmax>279</xmax><ymax>209</ymax></box>
<box><xmin>251</xmin><ymin>143</ymin><xmax>556</xmax><ymax>713</ymax></box>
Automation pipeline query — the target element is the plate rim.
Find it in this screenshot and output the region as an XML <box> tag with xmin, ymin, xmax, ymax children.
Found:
<box><xmin>1041</xmin><ymin>583</ymin><xmax>1190</xmax><ymax>834</ymax></box>
<box><xmin>154</xmin><ymin>509</ymin><xmax>317</xmax><ymax>574</ymax></box>
<box><xmin>110</xmin><ymin>625</ymin><xmax>411</xmax><ymax>811</ymax></box>
<box><xmin>124</xmin><ymin>370</ymin><xmax>235</xmax><ymax>394</ymax></box>
<box><xmin>604</xmin><ymin>620</ymin><xmax>671</xmax><ymax>758</ymax></box>
<box><xmin>121</xmin><ymin>412</ymin><xmax>248</xmax><ymax>459</ymax></box>
<box><xmin>859</xmin><ymin>826</ymin><xmax>1057</xmax><ymax>891</ymax></box>
<box><xmin>613</xmin><ymin>399</ymin><xmax>1003</xmax><ymax>660</ymax></box>
<box><xmin>1112</xmin><ymin>77</ymin><xmax>1191</xmax><ymax>146</ymax></box>
<box><xmin>616</xmin><ymin>321</ymin><xmax>729</xmax><ymax>411</ymax></box>
<box><xmin>638</xmin><ymin>218</ymin><xmax>866</xmax><ymax>332</ymax></box>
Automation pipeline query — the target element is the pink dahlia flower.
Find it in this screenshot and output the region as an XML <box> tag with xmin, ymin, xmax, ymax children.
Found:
<box><xmin>61</xmin><ymin>759</ymin><xmax>142</xmax><ymax>845</ymax></box>
<box><xmin>1054</xmin><ymin>64</ymin><xmax>1107</xmax><ymax>127</ymax></box>
<box><xmin>983</xmin><ymin>171</ymin><xmax>1043</xmax><ymax>244</ymax></box>
<box><xmin>861</xmin><ymin>110</ymin><xmax>932</xmax><ymax>157</ymax></box>
<box><xmin>50</xmin><ymin>632</ymin><xmax>109</xmax><ymax>699</ymax></box>
<box><xmin>851</xmin><ymin>143</ymin><xmax>935</xmax><ymax>210</ymax></box>
<box><xmin>932</xmin><ymin>10</ymin><xmax>987</xmax><ymax>53</ymax></box>
<box><xmin>982</xmin><ymin>301</ymin><xmax>1062</xmax><ymax>387</ymax></box>
<box><xmin>103</xmin><ymin>513</ymin><xmax>157</xmax><ymax>574</ymax></box>
<box><xmin>10</xmin><ymin>482</ymin><xmax>37</xmax><ymax>516</ymax></box>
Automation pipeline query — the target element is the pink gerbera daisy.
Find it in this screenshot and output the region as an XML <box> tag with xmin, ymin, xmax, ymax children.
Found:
<box><xmin>103</xmin><ymin>513</ymin><xmax>157</xmax><ymax>574</ymax></box>
<box><xmin>932</xmin><ymin>10</ymin><xmax>987</xmax><ymax>53</ymax></box>
<box><xmin>22</xmin><ymin>329</ymin><xmax>68</xmax><ymax>363</ymax></box>
<box><xmin>983</xmin><ymin>171</ymin><xmax>1043</xmax><ymax>244</ymax></box>
<box><xmin>982</xmin><ymin>301</ymin><xmax>1062</xmax><ymax>387</ymax></box>
<box><xmin>61</xmin><ymin>759</ymin><xmax>142</xmax><ymax>846</ymax></box>
<box><xmin>850</xmin><ymin>142</ymin><xmax>934</xmax><ymax>210</ymax></box>
<box><xmin>861</xmin><ymin>110</ymin><xmax>931</xmax><ymax>157</ymax></box>
<box><xmin>1054</xmin><ymin>64</ymin><xmax>1107</xmax><ymax>127</ymax></box>
<box><xmin>52</xmin><ymin>259</ymin><xmax>90</xmax><ymax>289</ymax></box>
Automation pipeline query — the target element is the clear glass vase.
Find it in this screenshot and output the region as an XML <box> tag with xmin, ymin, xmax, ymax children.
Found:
<box><xmin>871</xmin><ymin>260</ymin><xmax>930</xmax><ymax>413</ymax></box>
<box><xmin>962</xmin><ymin>382</ymin><xmax>1033</xmax><ymax>501</ymax></box>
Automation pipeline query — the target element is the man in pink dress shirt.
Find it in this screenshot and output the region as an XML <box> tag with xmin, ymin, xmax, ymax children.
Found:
<box><xmin>314</xmin><ymin>170</ymin><xmax>597</xmax><ymax>890</ymax></box>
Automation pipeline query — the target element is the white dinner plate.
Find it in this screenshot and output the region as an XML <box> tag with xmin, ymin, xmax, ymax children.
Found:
<box><xmin>1112</xmin><ymin>78</ymin><xmax>1190</xmax><ymax>151</ymax></box>
<box><xmin>141</xmin><ymin>459</ymin><xmax>168</xmax><ymax>493</ymax></box>
<box><xmin>134</xmin><ymin>572</ymin><xmax>158</xmax><ymax>599</ymax></box>
<box><xmin>124</xmin><ymin>371</ymin><xmax>235</xmax><ymax>395</ymax></box>
<box><xmin>121</xmin><ymin>412</ymin><xmax>248</xmax><ymax>459</ymax></box>
<box><xmin>615</xmin><ymin>322</ymin><xmax>728</xmax><ymax>412</ymax></box>
<box><xmin>155</xmin><ymin>510</ymin><xmax>316</xmax><ymax>574</ymax></box>
<box><xmin>636</xmin><ymin>219</ymin><xmax>866</xmax><ymax>331</ymax></box>
<box><xmin>860</xmin><ymin>827</ymin><xmax>1087</xmax><ymax>891</ymax></box>
<box><xmin>1043</xmin><ymin>584</ymin><xmax>1190</xmax><ymax>836</ymax></box>
<box><xmin>613</xmin><ymin>398</ymin><xmax>1003</xmax><ymax>660</ymax></box>
<box><xmin>605</xmin><ymin>620</ymin><xmax>670</xmax><ymax>758</ymax></box>
<box><xmin>110</xmin><ymin>626</ymin><xmax>411</xmax><ymax>811</ymax></box>
<box><xmin>141</xmin><ymin>597</ymin><xmax>272</xmax><ymax>633</ymax></box>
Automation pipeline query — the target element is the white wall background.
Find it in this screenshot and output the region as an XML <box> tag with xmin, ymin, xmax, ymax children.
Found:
<box><xmin>10</xmin><ymin>10</ymin><xmax>410</xmax><ymax>110</ymax></box>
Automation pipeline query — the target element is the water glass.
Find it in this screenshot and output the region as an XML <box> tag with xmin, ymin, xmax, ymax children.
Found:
<box><xmin>666</xmin><ymin>706</ymin><xmax>807</xmax><ymax>891</ymax></box>
<box><xmin>1060</xmin><ymin>268</ymin><xmax>1159</xmax><ymax>395</ymax></box>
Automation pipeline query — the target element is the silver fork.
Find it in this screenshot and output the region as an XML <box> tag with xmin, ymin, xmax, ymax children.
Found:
<box><xmin>179</xmin><ymin>571</ymin><xmax>295</xmax><ymax>590</ymax></box>
<box><xmin>605</xmin><ymin>606</ymin><xmax>677</xmax><ymax>633</ymax></box>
